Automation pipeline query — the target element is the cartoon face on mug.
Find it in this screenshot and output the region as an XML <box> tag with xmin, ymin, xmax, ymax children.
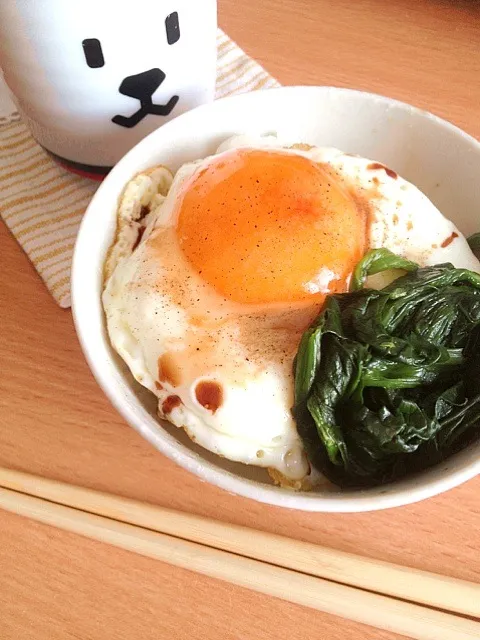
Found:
<box><xmin>0</xmin><ymin>1</ymin><xmax>217</xmax><ymax>169</ymax></box>
<box><xmin>82</xmin><ymin>12</ymin><xmax>181</xmax><ymax>129</ymax></box>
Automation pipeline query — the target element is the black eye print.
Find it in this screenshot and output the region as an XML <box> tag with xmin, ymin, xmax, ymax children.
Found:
<box><xmin>165</xmin><ymin>12</ymin><xmax>180</xmax><ymax>45</ymax></box>
<box><xmin>82</xmin><ymin>38</ymin><xmax>105</xmax><ymax>68</ymax></box>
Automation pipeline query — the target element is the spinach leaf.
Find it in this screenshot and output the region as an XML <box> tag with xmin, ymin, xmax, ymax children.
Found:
<box><xmin>468</xmin><ymin>232</ymin><xmax>480</xmax><ymax>259</ymax></box>
<box><xmin>351</xmin><ymin>248</ymin><xmax>417</xmax><ymax>291</ymax></box>
<box><xmin>293</xmin><ymin>249</ymin><xmax>480</xmax><ymax>487</ymax></box>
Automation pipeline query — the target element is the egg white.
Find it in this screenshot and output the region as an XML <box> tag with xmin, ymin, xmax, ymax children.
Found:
<box><xmin>103</xmin><ymin>134</ymin><xmax>480</xmax><ymax>486</ymax></box>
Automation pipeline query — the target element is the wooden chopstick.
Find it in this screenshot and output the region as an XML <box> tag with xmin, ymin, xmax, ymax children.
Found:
<box><xmin>0</xmin><ymin>467</ymin><xmax>478</xmax><ymax>620</ymax></box>
<box><xmin>0</xmin><ymin>485</ymin><xmax>479</xmax><ymax>640</ymax></box>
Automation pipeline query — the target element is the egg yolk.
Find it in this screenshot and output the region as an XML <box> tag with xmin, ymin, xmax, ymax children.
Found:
<box><xmin>176</xmin><ymin>149</ymin><xmax>367</xmax><ymax>305</ymax></box>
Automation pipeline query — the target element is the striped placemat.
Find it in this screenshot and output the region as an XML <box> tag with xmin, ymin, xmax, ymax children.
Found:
<box><xmin>0</xmin><ymin>29</ymin><xmax>279</xmax><ymax>308</ymax></box>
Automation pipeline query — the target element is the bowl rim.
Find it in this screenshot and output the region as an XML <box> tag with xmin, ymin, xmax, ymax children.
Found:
<box><xmin>72</xmin><ymin>85</ymin><xmax>480</xmax><ymax>512</ymax></box>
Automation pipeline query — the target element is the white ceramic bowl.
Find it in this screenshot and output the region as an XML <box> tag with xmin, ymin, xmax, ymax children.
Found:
<box><xmin>72</xmin><ymin>86</ymin><xmax>480</xmax><ymax>512</ymax></box>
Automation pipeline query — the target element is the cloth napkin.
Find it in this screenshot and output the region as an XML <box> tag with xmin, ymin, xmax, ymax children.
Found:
<box><xmin>0</xmin><ymin>30</ymin><xmax>279</xmax><ymax>307</ymax></box>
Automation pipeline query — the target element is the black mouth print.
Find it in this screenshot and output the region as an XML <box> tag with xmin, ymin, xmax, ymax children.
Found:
<box><xmin>112</xmin><ymin>68</ymin><xmax>179</xmax><ymax>128</ymax></box>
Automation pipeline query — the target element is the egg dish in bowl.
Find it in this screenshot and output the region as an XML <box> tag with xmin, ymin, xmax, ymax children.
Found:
<box><xmin>73</xmin><ymin>87</ymin><xmax>480</xmax><ymax>511</ymax></box>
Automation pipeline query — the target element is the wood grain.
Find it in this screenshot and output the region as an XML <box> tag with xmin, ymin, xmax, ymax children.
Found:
<box><xmin>1</xmin><ymin>1</ymin><xmax>479</xmax><ymax>639</ymax></box>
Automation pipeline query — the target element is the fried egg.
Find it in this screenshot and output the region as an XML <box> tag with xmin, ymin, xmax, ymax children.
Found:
<box><xmin>103</xmin><ymin>135</ymin><xmax>480</xmax><ymax>487</ymax></box>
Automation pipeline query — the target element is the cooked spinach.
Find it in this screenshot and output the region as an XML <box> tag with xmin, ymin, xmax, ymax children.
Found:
<box><xmin>350</xmin><ymin>248</ymin><xmax>417</xmax><ymax>291</ymax></box>
<box><xmin>468</xmin><ymin>233</ymin><xmax>480</xmax><ymax>259</ymax></box>
<box><xmin>293</xmin><ymin>249</ymin><xmax>480</xmax><ymax>487</ymax></box>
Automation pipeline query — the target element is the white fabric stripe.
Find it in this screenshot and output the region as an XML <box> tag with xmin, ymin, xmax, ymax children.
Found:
<box><xmin>15</xmin><ymin>205</ymin><xmax>88</xmax><ymax>240</ymax></box>
<box><xmin>4</xmin><ymin>182</ymin><xmax>95</xmax><ymax>223</ymax></box>
<box><xmin>0</xmin><ymin>160</ymin><xmax>57</xmax><ymax>190</ymax></box>
<box><xmin>33</xmin><ymin>243</ymin><xmax>75</xmax><ymax>270</ymax></box>
<box><xmin>9</xmin><ymin>191</ymin><xmax>93</xmax><ymax>231</ymax></box>
<box><xmin>1</xmin><ymin>171</ymin><xmax>70</xmax><ymax>202</ymax></box>
<box><xmin>41</xmin><ymin>255</ymin><xmax>74</xmax><ymax>280</ymax></box>
<box><xmin>0</xmin><ymin>146</ymin><xmax>45</xmax><ymax>172</ymax></box>
<box><xmin>21</xmin><ymin>214</ymin><xmax>84</xmax><ymax>251</ymax></box>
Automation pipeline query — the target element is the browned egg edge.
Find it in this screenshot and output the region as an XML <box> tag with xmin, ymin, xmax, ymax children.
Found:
<box><xmin>103</xmin><ymin>165</ymin><xmax>172</xmax><ymax>285</ymax></box>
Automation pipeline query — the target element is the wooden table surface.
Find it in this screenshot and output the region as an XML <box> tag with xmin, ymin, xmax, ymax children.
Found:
<box><xmin>1</xmin><ymin>1</ymin><xmax>479</xmax><ymax>639</ymax></box>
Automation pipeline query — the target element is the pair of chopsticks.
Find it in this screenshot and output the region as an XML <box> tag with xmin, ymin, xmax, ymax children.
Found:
<box><xmin>0</xmin><ymin>467</ymin><xmax>478</xmax><ymax>640</ymax></box>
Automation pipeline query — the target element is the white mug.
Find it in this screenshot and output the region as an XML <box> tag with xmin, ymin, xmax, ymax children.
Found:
<box><xmin>0</xmin><ymin>0</ymin><xmax>217</xmax><ymax>177</ymax></box>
